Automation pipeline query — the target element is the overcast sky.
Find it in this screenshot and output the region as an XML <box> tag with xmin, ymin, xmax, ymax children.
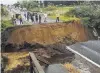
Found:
<box><xmin>1</xmin><ymin>0</ymin><xmax>19</xmax><ymax>5</ymax></box>
<box><xmin>1</xmin><ymin>0</ymin><xmax>95</xmax><ymax>5</ymax></box>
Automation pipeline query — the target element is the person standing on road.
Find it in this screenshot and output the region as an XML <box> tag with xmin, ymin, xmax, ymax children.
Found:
<box><xmin>39</xmin><ymin>13</ymin><xmax>42</xmax><ymax>24</ymax></box>
<box><xmin>33</xmin><ymin>12</ymin><xmax>35</xmax><ymax>23</ymax></box>
<box><xmin>44</xmin><ymin>13</ymin><xmax>47</xmax><ymax>22</ymax></box>
<box><xmin>12</xmin><ymin>15</ymin><xmax>16</xmax><ymax>25</ymax></box>
<box><xmin>24</xmin><ymin>12</ymin><xmax>27</xmax><ymax>20</ymax></box>
<box><xmin>56</xmin><ymin>13</ymin><xmax>60</xmax><ymax>22</ymax></box>
<box><xmin>19</xmin><ymin>15</ymin><xmax>23</xmax><ymax>25</ymax></box>
<box><xmin>31</xmin><ymin>13</ymin><xmax>34</xmax><ymax>23</ymax></box>
<box><xmin>27</xmin><ymin>12</ymin><xmax>30</xmax><ymax>21</ymax></box>
<box><xmin>35</xmin><ymin>13</ymin><xmax>38</xmax><ymax>23</ymax></box>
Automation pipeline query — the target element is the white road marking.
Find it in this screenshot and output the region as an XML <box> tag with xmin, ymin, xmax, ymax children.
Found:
<box><xmin>66</xmin><ymin>46</ymin><xmax>100</xmax><ymax>68</ymax></box>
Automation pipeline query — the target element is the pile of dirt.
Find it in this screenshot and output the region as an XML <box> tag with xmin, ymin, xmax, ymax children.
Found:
<box><xmin>2</xmin><ymin>21</ymin><xmax>89</xmax><ymax>45</ymax></box>
<box><xmin>33</xmin><ymin>44</ymin><xmax>75</xmax><ymax>65</ymax></box>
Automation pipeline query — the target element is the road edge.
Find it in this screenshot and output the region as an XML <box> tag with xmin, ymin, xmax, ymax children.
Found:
<box><xmin>66</xmin><ymin>46</ymin><xmax>100</xmax><ymax>68</ymax></box>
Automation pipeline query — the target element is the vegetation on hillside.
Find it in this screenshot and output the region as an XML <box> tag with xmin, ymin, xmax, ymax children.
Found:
<box><xmin>68</xmin><ymin>2</ymin><xmax>100</xmax><ymax>28</ymax></box>
<box><xmin>1</xmin><ymin>5</ymin><xmax>13</xmax><ymax>31</ymax></box>
<box><xmin>43</xmin><ymin>5</ymin><xmax>79</xmax><ymax>22</ymax></box>
<box><xmin>1</xmin><ymin>20</ymin><xmax>13</xmax><ymax>31</ymax></box>
<box><xmin>1</xmin><ymin>5</ymin><xmax>9</xmax><ymax>17</ymax></box>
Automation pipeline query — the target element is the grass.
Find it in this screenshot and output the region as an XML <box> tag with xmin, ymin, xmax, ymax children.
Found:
<box><xmin>49</xmin><ymin>15</ymin><xmax>79</xmax><ymax>22</ymax></box>
<box><xmin>42</xmin><ymin>6</ymin><xmax>79</xmax><ymax>22</ymax></box>
<box><xmin>43</xmin><ymin>6</ymin><xmax>74</xmax><ymax>13</ymax></box>
<box><xmin>1</xmin><ymin>20</ymin><xmax>13</xmax><ymax>31</ymax></box>
<box><xmin>64</xmin><ymin>63</ymin><xmax>80</xmax><ymax>73</ymax></box>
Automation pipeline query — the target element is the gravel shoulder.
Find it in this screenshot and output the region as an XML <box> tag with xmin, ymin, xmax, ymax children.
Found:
<box><xmin>72</xmin><ymin>54</ymin><xmax>100</xmax><ymax>73</ymax></box>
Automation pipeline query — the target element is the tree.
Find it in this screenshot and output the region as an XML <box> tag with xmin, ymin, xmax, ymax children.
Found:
<box><xmin>1</xmin><ymin>5</ymin><xmax>9</xmax><ymax>17</ymax></box>
<box><xmin>18</xmin><ymin>0</ymin><xmax>39</xmax><ymax>10</ymax></box>
<box><xmin>14</xmin><ymin>2</ymin><xmax>20</xmax><ymax>8</ymax></box>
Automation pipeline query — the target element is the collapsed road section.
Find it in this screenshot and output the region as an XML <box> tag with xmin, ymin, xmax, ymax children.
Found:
<box><xmin>1</xmin><ymin>22</ymin><xmax>96</xmax><ymax>73</ymax></box>
<box><xmin>28</xmin><ymin>43</ymin><xmax>77</xmax><ymax>73</ymax></box>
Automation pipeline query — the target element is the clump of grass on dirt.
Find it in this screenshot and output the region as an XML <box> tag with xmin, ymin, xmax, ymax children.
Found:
<box><xmin>64</xmin><ymin>63</ymin><xmax>80</xmax><ymax>73</ymax></box>
<box><xmin>2</xmin><ymin>52</ymin><xmax>29</xmax><ymax>72</ymax></box>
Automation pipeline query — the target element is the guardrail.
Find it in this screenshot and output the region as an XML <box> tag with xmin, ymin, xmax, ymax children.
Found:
<box><xmin>29</xmin><ymin>52</ymin><xmax>45</xmax><ymax>73</ymax></box>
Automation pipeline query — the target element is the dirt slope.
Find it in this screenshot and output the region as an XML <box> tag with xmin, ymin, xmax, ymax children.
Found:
<box><xmin>2</xmin><ymin>21</ymin><xmax>88</xmax><ymax>46</ymax></box>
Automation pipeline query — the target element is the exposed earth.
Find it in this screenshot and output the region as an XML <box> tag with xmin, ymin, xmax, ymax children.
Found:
<box><xmin>1</xmin><ymin>21</ymin><xmax>95</xmax><ymax>73</ymax></box>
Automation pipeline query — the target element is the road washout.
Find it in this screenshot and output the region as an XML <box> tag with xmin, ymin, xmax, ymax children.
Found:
<box><xmin>7</xmin><ymin>21</ymin><xmax>88</xmax><ymax>44</ymax></box>
<box><xmin>1</xmin><ymin>20</ymin><xmax>92</xmax><ymax>73</ymax></box>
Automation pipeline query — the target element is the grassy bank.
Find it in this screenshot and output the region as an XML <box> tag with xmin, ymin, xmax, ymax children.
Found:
<box><xmin>49</xmin><ymin>15</ymin><xmax>79</xmax><ymax>22</ymax></box>
<box><xmin>1</xmin><ymin>20</ymin><xmax>13</xmax><ymax>31</ymax></box>
<box><xmin>42</xmin><ymin>6</ymin><xmax>79</xmax><ymax>22</ymax></box>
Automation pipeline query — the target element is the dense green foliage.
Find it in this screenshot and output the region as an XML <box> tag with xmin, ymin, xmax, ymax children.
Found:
<box><xmin>43</xmin><ymin>1</ymin><xmax>84</xmax><ymax>6</ymax></box>
<box><xmin>68</xmin><ymin>2</ymin><xmax>100</xmax><ymax>28</ymax></box>
<box><xmin>1</xmin><ymin>5</ymin><xmax>13</xmax><ymax>31</ymax></box>
<box><xmin>1</xmin><ymin>20</ymin><xmax>13</xmax><ymax>31</ymax></box>
<box><xmin>14</xmin><ymin>0</ymin><xmax>39</xmax><ymax>11</ymax></box>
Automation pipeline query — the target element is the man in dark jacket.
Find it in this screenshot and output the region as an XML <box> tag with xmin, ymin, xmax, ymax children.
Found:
<box><xmin>39</xmin><ymin>14</ymin><xmax>42</xmax><ymax>23</ymax></box>
<box><xmin>35</xmin><ymin>13</ymin><xmax>38</xmax><ymax>23</ymax></box>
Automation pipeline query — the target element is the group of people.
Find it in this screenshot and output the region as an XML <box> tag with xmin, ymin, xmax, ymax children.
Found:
<box><xmin>24</xmin><ymin>11</ymin><xmax>48</xmax><ymax>24</ymax></box>
<box><xmin>11</xmin><ymin>10</ymin><xmax>60</xmax><ymax>25</ymax></box>
<box><xmin>11</xmin><ymin>11</ymin><xmax>48</xmax><ymax>25</ymax></box>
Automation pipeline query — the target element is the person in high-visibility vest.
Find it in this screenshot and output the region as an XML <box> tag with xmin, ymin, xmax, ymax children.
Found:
<box><xmin>56</xmin><ymin>13</ymin><xmax>60</xmax><ymax>22</ymax></box>
<box><xmin>18</xmin><ymin>15</ymin><xmax>23</xmax><ymax>24</ymax></box>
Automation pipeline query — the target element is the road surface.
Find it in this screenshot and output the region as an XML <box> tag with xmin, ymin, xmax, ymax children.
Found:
<box><xmin>45</xmin><ymin>64</ymin><xmax>68</xmax><ymax>73</ymax></box>
<box><xmin>66</xmin><ymin>40</ymin><xmax>100</xmax><ymax>67</ymax></box>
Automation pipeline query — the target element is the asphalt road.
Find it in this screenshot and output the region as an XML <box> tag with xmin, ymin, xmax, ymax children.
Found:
<box><xmin>45</xmin><ymin>64</ymin><xmax>68</xmax><ymax>73</ymax></box>
<box><xmin>67</xmin><ymin>40</ymin><xmax>100</xmax><ymax>67</ymax></box>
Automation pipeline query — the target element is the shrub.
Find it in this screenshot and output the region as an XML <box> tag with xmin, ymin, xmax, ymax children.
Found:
<box><xmin>67</xmin><ymin>2</ymin><xmax>100</xmax><ymax>28</ymax></box>
<box><xmin>1</xmin><ymin>20</ymin><xmax>13</xmax><ymax>31</ymax></box>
